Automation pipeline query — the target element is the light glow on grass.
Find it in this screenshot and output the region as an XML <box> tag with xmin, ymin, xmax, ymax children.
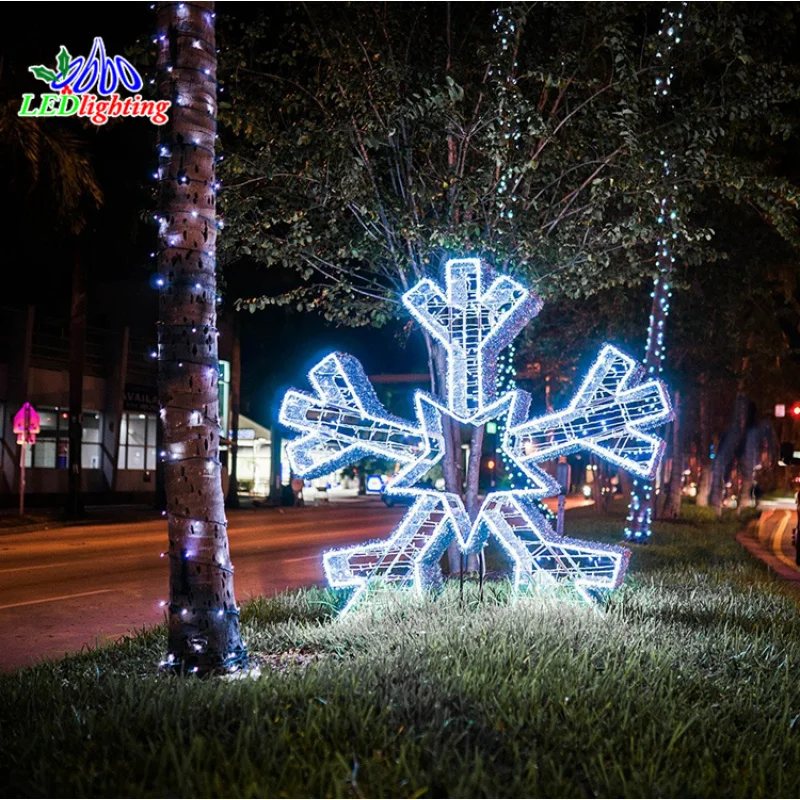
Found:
<box><xmin>3</xmin><ymin>507</ymin><xmax>799</xmax><ymax>798</ymax></box>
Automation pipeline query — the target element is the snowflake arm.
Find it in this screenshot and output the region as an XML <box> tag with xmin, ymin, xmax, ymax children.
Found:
<box><xmin>508</xmin><ymin>344</ymin><xmax>672</xmax><ymax>478</ymax></box>
<box><xmin>323</xmin><ymin>491</ymin><xmax>469</xmax><ymax>614</ymax></box>
<box><xmin>402</xmin><ymin>258</ymin><xmax>542</xmax><ymax>421</ymax></box>
<box><xmin>279</xmin><ymin>352</ymin><xmax>441</xmax><ymax>478</ymax></box>
<box><xmin>465</xmin><ymin>491</ymin><xmax>630</xmax><ymax>601</ymax></box>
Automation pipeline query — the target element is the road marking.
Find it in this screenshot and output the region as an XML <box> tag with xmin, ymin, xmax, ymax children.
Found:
<box><xmin>757</xmin><ymin>510</ymin><xmax>774</xmax><ymax>543</ymax></box>
<box><xmin>770</xmin><ymin>511</ymin><xmax>797</xmax><ymax>570</ymax></box>
<box><xmin>0</xmin><ymin>588</ymin><xmax>114</xmax><ymax>611</ymax></box>
<box><xmin>0</xmin><ymin>561</ymin><xmax>78</xmax><ymax>575</ymax></box>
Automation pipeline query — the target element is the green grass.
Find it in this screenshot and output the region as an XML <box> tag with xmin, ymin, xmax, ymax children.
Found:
<box><xmin>2</xmin><ymin>507</ymin><xmax>800</xmax><ymax>798</ymax></box>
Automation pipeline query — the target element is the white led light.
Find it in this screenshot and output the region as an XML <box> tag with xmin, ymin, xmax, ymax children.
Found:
<box><xmin>508</xmin><ymin>344</ymin><xmax>672</xmax><ymax>479</ymax></box>
<box><xmin>402</xmin><ymin>258</ymin><xmax>541</xmax><ymax>422</ymax></box>
<box><xmin>281</xmin><ymin>258</ymin><xmax>672</xmax><ymax>614</ymax></box>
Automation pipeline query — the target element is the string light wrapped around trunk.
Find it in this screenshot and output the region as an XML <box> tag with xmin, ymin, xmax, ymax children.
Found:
<box><xmin>624</xmin><ymin>3</ymin><xmax>687</xmax><ymax>542</ymax></box>
<box><xmin>153</xmin><ymin>0</ymin><xmax>247</xmax><ymax>674</ymax></box>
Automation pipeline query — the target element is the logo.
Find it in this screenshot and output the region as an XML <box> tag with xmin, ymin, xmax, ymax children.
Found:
<box><xmin>19</xmin><ymin>38</ymin><xmax>170</xmax><ymax>126</ymax></box>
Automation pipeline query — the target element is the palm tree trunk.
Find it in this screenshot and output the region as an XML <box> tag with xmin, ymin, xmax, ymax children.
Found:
<box><xmin>663</xmin><ymin>390</ymin><xmax>683</xmax><ymax>519</ymax></box>
<box><xmin>156</xmin><ymin>0</ymin><xmax>246</xmax><ymax>674</ymax></box>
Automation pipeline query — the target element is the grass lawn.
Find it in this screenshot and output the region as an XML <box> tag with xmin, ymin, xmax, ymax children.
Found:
<box><xmin>2</xmin><ymin>506</ymin><xmax>799</xmax><ymax>798</ymax></box>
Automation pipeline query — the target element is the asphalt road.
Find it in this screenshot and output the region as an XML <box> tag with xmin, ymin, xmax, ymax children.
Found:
<box><xmin>751</xmin><ymin>502</ymin><xmax>800</xmax><ymax>572</ymax></box>
<box><xmin>0</xmin><ymin>496</ymin><xmax>591</xmax><ymax>671</ymax></box>
<box><xmin>0</xmin><ymin>502</ymin><xmax>405</xmax><ymax>671</ymax></box>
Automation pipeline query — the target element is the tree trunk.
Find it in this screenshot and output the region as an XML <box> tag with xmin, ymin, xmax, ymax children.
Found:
<box><xmin>624</xmin><ymin>9</ymin><xmax>684</xmax><ymax>541</ymax></box>
<box><xmin>225</xmin><ymin>319</ymin><xmax>241</xmax><ymax>508</ymax></box>
<box><xmin>431</xmin><ymin>344</ymin><xmax>462</xmax><ymax>574</ymax></box>
<box><xmin>463</xmin><ymin>424</ymin><xmax>484</xmax><ymax>572</ymax></box>
<box><xmin>156</xmin><ymin>0</ymin><xmax>246</xmax><ymax>674</ymax></box>
<box><xmin>663</xmin><ymin>390</ymin><xmax>683</xmax><ymax>519</ymax></box>
<box><xmin>695</xmin><ymin>373</ymin><xmax>712</xmax><ymax>506</ymax></box>
<box><xmin>695</xmin><ymin>378</ymin><xmax>712</xmax><ymax>506</ymax></box>
<box><xmin>624</xmin><ymin>273</ymin><xmax>668</xmax><ymax>540</ymax></box>
<box><xmin>465</xmin><ymin>426</ymin><xmax>484</xmax><ymax>519</ymax></box>
<box><xmin>737</xmin><ymin>428</ymin><xmax>756</xmax><ymax>516</ymax></box>
<box><xmin>709</xmin><ymin>393</ymin><xmax>749</xmax><ymax>516</ymax></box>
<box><xmin>695</xmin><ymin>467</ymin><xmax>712</xmax><ymax>507</ymax></box>
<box><xmin>67</xmin><ymin>247</ymin><xmax>86</xmax><ymax>519</ymax></box>
<box><xmin>737</xmin><ymin>420</ymin><xmax>777</xmax><ymax>515</ymax></box>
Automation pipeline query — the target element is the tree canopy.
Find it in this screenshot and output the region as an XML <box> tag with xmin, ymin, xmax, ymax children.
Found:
<box><xmin>218</xmin><ymin>2</ymin><xmax>800</xmax><ymax>332</ymax></box>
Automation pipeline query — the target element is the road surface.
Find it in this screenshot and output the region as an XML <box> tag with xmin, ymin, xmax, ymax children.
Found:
<box><xmin>0</xmin><ymin>502</ymin><xmax>405</xmax><ymax>671</ymax></box>
<box><xmin>0</xmin><ymin>496</ymin><xmax>590</xmax><ymax>671</ymax></box>
<box><xmin>740</xmin><ymin>501</ymin><xmax>800</xmax><ymax>577</ymax></box>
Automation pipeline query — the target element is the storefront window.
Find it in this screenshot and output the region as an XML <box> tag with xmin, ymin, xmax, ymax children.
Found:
<box><xmin>118</xmin><ymin>412</ymin><xmax>158</xmax><ymax>471</ymax></box>
<box><xmin>82</xmin><ymin>412</ymin><xmax>102</xmax><ymax>469</ymax></box>
<box><xmin>28</xmin><ymin>408</ymin><xmax>103</xmax><ymax>469</ymax></box>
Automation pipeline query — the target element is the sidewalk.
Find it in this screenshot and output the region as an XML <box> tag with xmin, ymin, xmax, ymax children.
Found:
<box><xmin>0</xmin><ymin>505</ymin><xmax>161</xmax><ymax>535</ymax></box>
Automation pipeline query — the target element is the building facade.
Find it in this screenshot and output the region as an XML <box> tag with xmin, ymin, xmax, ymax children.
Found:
<box><xmin>0</xmin><ymin>306</ymin><xmax>234</xmax><ymax>506</ymax></box>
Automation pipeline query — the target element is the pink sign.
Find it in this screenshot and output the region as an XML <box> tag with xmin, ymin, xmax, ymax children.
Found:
<box><xmin>13</xmin><ymin>402</ymin><xmax>40</xmax><ymax>445</ymax></box>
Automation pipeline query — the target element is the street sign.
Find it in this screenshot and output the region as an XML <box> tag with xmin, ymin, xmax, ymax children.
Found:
<box><xmin>13</xmin><ymin>402</ymin><xmax>40</xmax><ymax>515</ymax></box>
<box><xmin>13</xmin><ymin>402</ymin><xmax>40</xmax><ymax>444</ymax></box>
<box><xmin>775</xmin><ymin>404</ymin><xmax>786</xmax><ymax>418</ymax></box>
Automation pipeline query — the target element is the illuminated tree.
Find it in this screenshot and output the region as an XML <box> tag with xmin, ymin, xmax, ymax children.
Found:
<box><xmin>219</xmin><ymin>2</ymin><xmax>800</xmax><ymax>543</ymax></box>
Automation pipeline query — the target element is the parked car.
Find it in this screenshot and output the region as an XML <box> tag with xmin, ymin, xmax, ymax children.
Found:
<box><xmin>381</xmin><ymin>491</ymin><xmax>411</xmax><ymax>508</ymax></box>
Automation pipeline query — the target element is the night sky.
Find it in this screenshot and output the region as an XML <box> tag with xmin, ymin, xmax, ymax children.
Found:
<box><xmin>1</xmin><ymin>3</ymin><xmax>428</xmax><ymax>426</ymax></box>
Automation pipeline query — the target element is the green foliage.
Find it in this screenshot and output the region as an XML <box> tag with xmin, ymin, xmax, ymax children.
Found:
<box><xmin>217</xmin><ymin>3</ymin><xmax>800</xmax><ymax>330</ymax></box>
<box><xmin>0</xmin><ymin>98</ymin><xmax>103</xmax><ymax>234</ymax></box>
<box><xmin>2</xmin><ymin>509</ymin><xmax>800</xmax><ymax>797</ymax></box>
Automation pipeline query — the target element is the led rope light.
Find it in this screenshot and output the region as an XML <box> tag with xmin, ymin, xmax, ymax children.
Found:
<box><xmin>280</xmin><ymin>258</ymin><xmax>673</xmax><ymax>614</ymax></box>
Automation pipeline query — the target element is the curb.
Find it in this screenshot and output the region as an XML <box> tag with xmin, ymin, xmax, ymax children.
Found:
<box><xmin>736</xmin><ymin>517</ymin><xmax>800</xmax><ymax>587</ymax></box>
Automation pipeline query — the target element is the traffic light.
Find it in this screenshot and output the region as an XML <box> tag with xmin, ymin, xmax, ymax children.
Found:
<box><xmin>792</xmin><ymin>403</ymin><xmax>800</xmax><ymax>418</ymax></box>
<box><xmin>486</xmin><ymin>459</ymin><xmax>496</xmax><ymax>471</ymax></box>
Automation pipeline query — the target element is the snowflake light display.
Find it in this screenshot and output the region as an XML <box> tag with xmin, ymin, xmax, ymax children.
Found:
<box><xmin>280</xmin><ymin>257</ymin><xmax>673</xmax><ymax>614</ymax></box>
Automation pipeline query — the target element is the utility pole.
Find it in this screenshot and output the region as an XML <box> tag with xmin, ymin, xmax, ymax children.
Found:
<box><xmin>67</xmin><ymin>247</ymin><xmax>86</xmax><ymax>518</ymax></box>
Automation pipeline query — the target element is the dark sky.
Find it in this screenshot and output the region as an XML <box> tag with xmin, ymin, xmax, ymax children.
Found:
<box><xmin>1</xmin><ymin>3</ymin><xmax>427</xmax><ymax>426</ymax></box>
<box><xmin>5</xmin><ymin>2</ymin><xmax>800</xmax><ymax>424</ymax></box>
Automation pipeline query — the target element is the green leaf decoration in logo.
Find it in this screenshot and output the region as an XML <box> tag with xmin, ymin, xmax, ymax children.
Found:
<box><xmin>28</xmin><ymin>46</ymin><xmax>72</xmax><ymax>86</ymax></box>
<box><xmin>55</xmin><ymin>46</ymin><xmax>72</xmax><ymax>79</ymax></box>
<box><xmin>29</xmin><ymin>65</ymin><xmax>58</xmax><ymax>83</ymax></box>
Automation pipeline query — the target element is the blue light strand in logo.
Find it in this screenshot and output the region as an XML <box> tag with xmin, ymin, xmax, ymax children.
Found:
<box><xmin>50</xmin><ymin>37</ymin><xmax>143</xmax><ymax>95</ymax></box>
